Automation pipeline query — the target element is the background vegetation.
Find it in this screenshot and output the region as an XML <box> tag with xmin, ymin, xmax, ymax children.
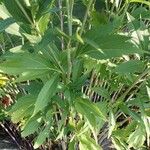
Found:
<box><xmin>0</xmin><ymin>0</ymin><xmax>150</xmax><ymax>149</ymax></box>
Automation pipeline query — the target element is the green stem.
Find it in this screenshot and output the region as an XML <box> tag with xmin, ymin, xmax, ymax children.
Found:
<box><xmin>66</xmin><ymin>0</ymin><xmax>74</xmax><ymax>82</ymax></box>
<box><xmin>74</xmin><ymin>0</ymin><xmax>94</xmax><ymax>57</ymax></box>
<box><xmin>66</xmin><ymin>0</ymin><xmax>73</xmax><ymax>36</ymax></box>
<box><xmin>117</xmin><ymin>68</ymin><xmax>150</xmax><ymax>104</ymax></box>
<box><xmin>58</xmin><ymin>0</ymin><xmax>64</xmax><ymax>50</ymax></box>
<box><xmin>6</xmin><ymin>33</ymin><xmax>14</xmax><ymax>47</ymax></box>
<box><xmin>67</xmin><ymin>41</ymin><xmax>72</xmax><ymax>82</ymax></box>
<box><xmin>79</xmin><ymin>0</ymin><xmax>94</xmax><ymax>36</ymax></box>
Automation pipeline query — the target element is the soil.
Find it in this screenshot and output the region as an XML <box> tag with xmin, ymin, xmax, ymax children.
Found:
<box><xmin>0</xmin><ymin>126</ymin><xmax>19</xmax><ymax>150</ymax></box>
<box><xmin>0</xmin><ymin>122</ymin><xmax>115</xmax><ymax>150</ymax></box>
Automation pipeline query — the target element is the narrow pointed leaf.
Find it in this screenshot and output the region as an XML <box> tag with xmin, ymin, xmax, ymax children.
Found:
<box><xmin>33</xmin><ymin>75</ymin><xmax>59</xmax><ymax>115</ymax></box>
<box><xmin>0</xmin><ymin>53</ymin><xmax>58</xmax><ymax>75</ymax></box>
<box><xmin>34</xmin><ymin>122</ymin><xmax>51</xmax><ymax>149</ymax></box>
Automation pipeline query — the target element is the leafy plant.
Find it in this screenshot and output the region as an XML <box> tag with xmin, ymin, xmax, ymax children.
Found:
<box><xmin>0</xmin><ymin>0</ymin><xmax>150</xmax><ymax>149</ymax></box>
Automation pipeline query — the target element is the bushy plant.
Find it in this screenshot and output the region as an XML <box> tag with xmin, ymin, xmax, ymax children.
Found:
<box><xmin>0</xmin><ymin>0</ymin><xmax>150</xmax><ymax>149</ymax></box>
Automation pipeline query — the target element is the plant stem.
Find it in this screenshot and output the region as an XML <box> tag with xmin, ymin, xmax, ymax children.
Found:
<box><xmin>79</xmin><ymin>0</ymin><xmax>93</xmax><ymax>36</ymax></box>
<box><xmin>6</xmin><ymin>33</ymin><xmax>14</xmax><ymax>48</ymax></box>
<box><xmin>74</xmin><ymin>0</ymin><xmax>94</xmax><ymax>57</ymax></box>
<box><xmin>58</xmin><ymin>0</ymin><xmax>64</xmax><ymax>50</ymax></box>
<box><xmin>66</xmin><ymin>0</ymin><xmax>73</xmax><ymax>36</ymax></box>
<box><xmin>117</xmin><ymin>68</ymin><xmax>150</xmax><ymax>103</ymax></box>
<box><xmin>66</xmin><ymin>0</ymin><xmax>74</xmax><ymax>82</ymax></box>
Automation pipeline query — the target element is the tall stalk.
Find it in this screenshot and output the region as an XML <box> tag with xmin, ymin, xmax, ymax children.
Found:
<box><xmin>75</xmin><ymin>0</ymin><xmax>94</xmax><ymax>57</ymax></box>
<box><xmin>66</xmin><ymin>0</ymin><xmax>74</xmax><ymax>82</ymax></box>
<box><xmin>58</xmin><ymin>0</ymin><xmax>64</xmax><ymax>50</ymax></box>
<box><xmin>79</xmin><ymin>0</ymin><xmax>94</xmax><ymax>36</ymax></box>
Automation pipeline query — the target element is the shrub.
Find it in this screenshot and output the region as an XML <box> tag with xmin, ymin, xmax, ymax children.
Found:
<box><xmin>0</xmin><ymin>0</ymin><xmax>150</xmax><ymax>149</ymax></box>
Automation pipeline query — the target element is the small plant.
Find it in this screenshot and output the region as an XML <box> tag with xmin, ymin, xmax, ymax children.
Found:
<box><xmin>0</xmin><ymin>0</ymin><xmax>150</xmax><ymax>149</ymax></box>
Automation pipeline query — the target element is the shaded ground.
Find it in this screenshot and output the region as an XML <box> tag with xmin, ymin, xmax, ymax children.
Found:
<box><xmin>0</xmin><ymin>122</ymin><xmax>115</xmax><ymax>150</ymax></box>
<box><xmin>0</xmin><ymin>127</ymin><xmax>19</xmax><ymax>150</ymax></box>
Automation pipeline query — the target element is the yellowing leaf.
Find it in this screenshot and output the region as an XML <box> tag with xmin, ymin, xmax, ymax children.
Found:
<box><xmin>127</xmin><ymin>125</ymin><xmax>146</xmax><ymax>149</ymax></box>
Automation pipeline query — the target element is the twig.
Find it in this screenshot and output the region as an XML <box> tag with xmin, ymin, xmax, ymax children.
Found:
<box><xmin>0</xmin><ymin>122</ymin><xmax>22</xmax><ymax>149</ymax></box>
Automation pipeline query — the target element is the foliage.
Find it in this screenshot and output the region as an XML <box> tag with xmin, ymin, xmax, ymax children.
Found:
<box><xmin>0</xmin><ymin>0</ymin><xmax>150</xmax><ymax>149</ymax></box>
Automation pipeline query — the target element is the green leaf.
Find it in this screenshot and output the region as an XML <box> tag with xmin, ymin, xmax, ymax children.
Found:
<box><xmin>0</xmin><ymin>53</ymin><xmax>58</xmax><ymax>75</ymax></box>
<box><xmin>36</xmin><ymin>0</ymin><xmax>54</xmax><ymax>19</ymax></box>
<box><xmin>81</xmin><ymin>35</ymin><xmax>143</xmax><ymax>59</ymax></box>
<box><xmin>91</xmin><ymin>11</ymin><xmax>108</xmax><ymax>27</ymax></box>
<box><xmin>84</xmin><ymin>38</ymin><xmax>104</xmax><ymax>54</ymax></box>
<box><xmin>92</xmin><ymin>86</ymin><xmax>110</xmax><ymax>99</ymax></box>
<box><xmin>129</xmin><ymin>0</ymin><xmax>150</xmax><ymax>6</ymax></box>
<box><xmin>78</xmin><ymin>135</ymin><xmax>102</xmax><ymax>150</ymax></box>
<box><xmin>146</xmin><ymin>86</ymin><xmax>150</xmax><ymax>100</ymax></box>
<box><xmin>0</xmin><ymin>18</ymin><xmax>15</xmax><ymax>32</ymax></box>
<box><xmin>75</xmin><ymin>28</ymin><xmax>84</xmax><ymax>44</ymax></box>
<box><xmin>34</xmin><ymin>29</ymin><xmax>57</xmax><ymax>55</ymax></box>
<box><xmin>75</xmin><ymin>100</ymin><xmax>97</xmax><ymax>128</ymax></box>
<box><xmin>75</xmin><ymin>99</ymin><xmax>107</xmax><ymax>121</ymax></box>
<box><xmin>120</xmin><ymin>104</ymin><xmax>142</xmax><ymax>122</ymax></box>
<box><xmin>15</xmin><ymin>70</ymin><xmax>50</xmax><ymax>82</ymax></box>
<box><xmin>127</xmin><ymin>125</ymin><xmax>146</xmax><ymax>149</ymax></box>
<box><xmin>0</xmin><ymin>4</ymin><xmax>21</xmax><ymax>36</ymax></box>
<box><xmin>38</xmin><ymin>13</ymin><xmax>50</xmax><ymax>34</ymax></box>
<box><xmin>9</xmin><ymin>95</ymin><xmax>36</xmax><ymax>114</ymax></box>
<box><xmin>108</xmin><ymin>110</ymin><xmax>116</xmax><ymax>138</ymax></box>
<box><xmin>114</xmin><ymin>60</ymin><xmax>144</xmax><ymax>74</ymax></box>
<box><xmin>112</xmin><ymin>137</ymin><xmax>127</xmax><ymax>150</ymax></box>
<box><xmin>142</xmin><ymin>116</ymin><xmax>150</xmax><ymax>147</ymax></box>
<box><xmin>23</xmin><ymin>33</ymin><xmax>42</xmax><ymax>44</ymax></box>
<box><xmin>6</xmin><ymin>22</ymin><xmax>21</xmax><ymax>36</ymax></box>
<box><xmin>3</xmin><ymin>0</ymin><xmax>32</xmax><ymax>24</ymax></box>
<box><xmin>68</xmin><ymin>139</ymin><xmax>76</xmax><ymax>150</ymax></box>
<box><xmin>0</xmin><ymin>4</ymin><xmax>11</xmax><ymax>19</ymax></box>
<box><xmin>9</xmin><ymin>45</ymin><xmax>24</xmax><ymax>53</ymax></box>
<box><xmin>132</xmin><ymin>7</ymin><xmax>150</xmax><ymax>20</ymax></box>
<box><xmin>34</xmin><ymin>122</ymin><xmax>51</xmax><ymax>149</ymax></box>
<box><xmin>72</xmin><ymin>59</ymin><xmax>83</xmax><ymax>82</ymax></box>
<box><xmin>21</xmin><ymin>115</ymin><xmax>42</xmax><ymax>137</ymax></box>
<box><xmin>33</xmin><ymin>74</ymin><xmax>59</xmax><ymax>115</ymax></box>
<box><xmin>8</xmin><ymin>95</ymin><xmax>36</xmax><ymax>123</ymax></box>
